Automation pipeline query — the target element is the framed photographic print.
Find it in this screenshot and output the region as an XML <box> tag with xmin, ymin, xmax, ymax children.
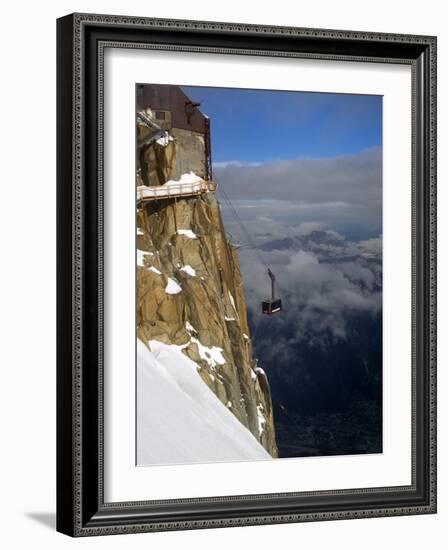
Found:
<box><xmin>56</xmin><ymin>13</ymin><xmax>437</xmax><ymax>536</ymax></box>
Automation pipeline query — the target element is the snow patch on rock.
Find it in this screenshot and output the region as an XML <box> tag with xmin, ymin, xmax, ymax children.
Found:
<box><xmin>177</xmin><ymin>229</ymin><xmax>197</xmax><ymax>239</ymax></box>
<box><xmin>165</xmin><ymin>278</ymin><xmax>182</xmax><ymax>294</ymax></box>
<box><xmin>165</xmin><ymin>171</ymin><xmax>201</xmax><ymax>186</ymax></box>
<box><xmin>185</xmin><ymin>321</ymin><xmax>226</xmax><ymax>368</ymax></box>
<box><xmin>227</xmin><ymin>291</ymin><xmax>240</xmax><ymax>321</ymax></box>
<box><xmin>156</xmin><ymin>131</ymin><xmax>174</xmax><ymax>147</ymax></box>
<box><xmin>257</xmin><ymin>404</ymin><xmax>266</xmax><ymax>436</ymax></box>
<box><xmin>137</xmin><ymin>249</ymin><xmax>150</xmax><ymax>267</ymax></box>
<box><xmin>185</xmin><ymin>321</ymin><xmax>197</xmax><ymax>335</ymax></box>
<box><xmin>179</xmin><ymin>265</ymin><xmax>196</xmax><ymax>277</ymax></box>
<box><xmin>190</xmin><ymin>337</ymin><xmax>226</xmax><ymax>368</ymax></box>
<box><xmin>255</xmin><ymin>366</ymin><xmax>267</xmax><ymax>378</ymax></box>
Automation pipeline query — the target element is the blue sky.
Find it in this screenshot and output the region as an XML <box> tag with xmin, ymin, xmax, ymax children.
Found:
<box><xmin>182</xmin><ymin>86</ymin><xmax>382</xmax><ymax>164</ymax></box>
<box><xmin>180</xmin><ymin>84</ymin><xmax>383</xmax><ymax>239</ymax></box>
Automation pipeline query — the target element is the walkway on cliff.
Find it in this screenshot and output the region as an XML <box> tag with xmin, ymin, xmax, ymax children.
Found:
<box><xmin>137</xmin><ymin>172</ymin><xmax>216</xmax><ymax>203</ymax></box>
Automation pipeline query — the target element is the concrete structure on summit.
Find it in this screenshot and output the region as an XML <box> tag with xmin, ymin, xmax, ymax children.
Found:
<box><xmin>136</xmin><ymin>84</ymin><xmax>214</xmax><ymax>196</ymax></box>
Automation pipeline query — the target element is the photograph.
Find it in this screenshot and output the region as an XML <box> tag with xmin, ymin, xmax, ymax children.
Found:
<box><xmin>55</xmin><ymin>10</ymin><xmax>437</xmax><ymax>537</ymax></box>
<box><xmin>135</xmin><ymin>83</ymin><xmax>383</xmax><ymax>466</ymax></box>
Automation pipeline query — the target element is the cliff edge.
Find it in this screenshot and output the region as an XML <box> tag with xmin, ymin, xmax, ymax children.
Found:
<box><xmin>136</xmin><ymin>191</ymin><xmax>278</xmax><ymax>458</ymax></box>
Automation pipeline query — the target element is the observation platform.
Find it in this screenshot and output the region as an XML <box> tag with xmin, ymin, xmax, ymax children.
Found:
<box><xmin>137</xmin><ymin>178</ymin><xmax>216</xmax><ymax>204</ymax></box>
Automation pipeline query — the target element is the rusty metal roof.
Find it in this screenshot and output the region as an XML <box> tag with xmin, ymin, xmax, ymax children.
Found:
<box><xmin>136</xmin><ymin>84</ymin><xmax>207</xmax><ymax>134</ymax></box>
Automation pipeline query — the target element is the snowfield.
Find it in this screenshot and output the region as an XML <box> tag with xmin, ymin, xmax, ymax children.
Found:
<box><xmin>137</xmin><ymin>339</ymin><xmax>272</xmax><ymax>465</ymax></box>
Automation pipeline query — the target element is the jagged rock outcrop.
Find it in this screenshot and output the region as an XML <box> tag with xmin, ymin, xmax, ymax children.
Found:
<box><xmin>137</xmin><ymin>192</ymin><xmax>278</xmax><ymax>457</ymax></box>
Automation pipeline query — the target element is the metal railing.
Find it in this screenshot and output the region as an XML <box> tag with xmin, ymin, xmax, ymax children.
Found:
<box><xmin>137</xmin><ymin>179</ymin><xmax>216</xmax><ymax>202</ymax></box>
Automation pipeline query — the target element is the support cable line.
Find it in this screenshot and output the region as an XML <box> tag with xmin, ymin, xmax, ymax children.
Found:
<box><xmin>218</xmin><ymin>182</ymin><xmax>282</xmax><ymax>315</ymax></box>
<box><xmin>219</xmin><ymin>185</ymin><xmax>268</xmax><ymax>268</ymax></box>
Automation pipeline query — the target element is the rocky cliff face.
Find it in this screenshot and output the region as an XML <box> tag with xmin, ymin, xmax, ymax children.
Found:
<box><xmin>136</xmin><ymin>192</ymin><xmax>278</xmax><ymax>457</ymax></box>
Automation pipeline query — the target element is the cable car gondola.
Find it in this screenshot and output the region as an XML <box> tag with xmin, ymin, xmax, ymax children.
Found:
<box><xmin>262</xmin><ymin>268</ymin><xmax>282</xmax><ymax>315</ymax></box>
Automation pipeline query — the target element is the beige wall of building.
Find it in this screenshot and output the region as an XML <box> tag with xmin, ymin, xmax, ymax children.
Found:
<box><xmin>170</xmin><ymin>128</ymin><xmax>207</xmax><ymax>181</ymax></box>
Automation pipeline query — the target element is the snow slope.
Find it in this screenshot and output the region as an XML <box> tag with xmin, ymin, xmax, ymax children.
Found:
<box><xmin>137</xmin><ymin>338</ymin><xmax>272</xmax><ymax>465</ymax></box>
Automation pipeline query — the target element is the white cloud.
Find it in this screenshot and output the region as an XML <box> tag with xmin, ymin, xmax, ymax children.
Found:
<box><xmin>213</xmin><ymin>160</ymin><xmax>262</xmax><ymax>169</ymax></box>
<box><xmin>237</xmin><ymin>230</ymin><xmax>382</xmax><ymax>351</ymax></box>
<box><xmin>215</xmin><ymin>147</ymin><xmax>382</xmax><ymax>232</ymax></box>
